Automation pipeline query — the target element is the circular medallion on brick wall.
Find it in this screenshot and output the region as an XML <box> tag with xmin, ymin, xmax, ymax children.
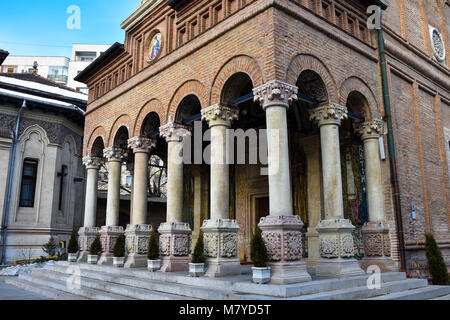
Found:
<box><xmin>429</xmin><ymin>26</ymin><xmax>445</xmax><ymax>63</ymax></box>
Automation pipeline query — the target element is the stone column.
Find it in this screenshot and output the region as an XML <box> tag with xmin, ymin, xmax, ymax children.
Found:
<box><xmin>309</xmin><ymin>103</ymin><xmax>364</xmax><ymax>277</ymax></box>
<box><xmin>158</xmin><ymin>122</ymin><xmax>192</xmax><ymax>272</ymax></box>
<box><xmin>98</xmin><ymin>147</ymin><xmax>127</xmax><ymax>265</ymax></box>
<box><xmin>126</xmin><ymin>161</ymin><xmax>134</xmax><ymax>225</ymax></box>
<box><xmin>124</xmin><ymin>137</ymin><xmax>156</xmax><ymax>268</ymax></box>
<box><xmin>200</xmin><ymin>104</ymin><xmax>241</xmax><ymax>277</ymax></box>
<box><xmin>356</xmin><ymin>120</ymin><xmax>396</xmax><ymax>272</ymax></box>
<box><xmin>78</xmin><ymin>156</ymin><xmax>103</xmax><ymax>262</ymax></box>
<box><xmin>253</xmin><ymin>80</ymin><xmax>312</xmax><ymax>284</ymax></box>
<box><xmin>301</xmin><ymin>135</ymin><xmax>322</xmax><ymax>268</ymax></box>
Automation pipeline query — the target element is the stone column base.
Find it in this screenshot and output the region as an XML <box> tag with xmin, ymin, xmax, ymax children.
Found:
<box><xmin>124</xmin><ymin>224</ymin><xmax>152</xmax><ymax>268</ymax></box>
<box><xmin>158</xmin><ymin>222</ymin><xmax>191</xmax><ymax>272</ymax></box>
<box><xmin>201</xmin><ymin>219</ymin><xmax>241</xmax><ymax>278</ymax></box>
<box><xmin>306</xmin><ymin>227</ymin><xmax>319</xmax><ymax>268</ymax></box>
<box><xmin>361</xmin><ymin>221</ymin><xmax>397</xmax><ymax>272</ymax></box>
<box><xmin>98</xmin><ymin>226</ymin><xmax>124</xmax><ymax>265</ymax></box>
<box><xmin>258</xmin><ymin>215</ymin><xmax>312</xmax><ymax>284</ymax></box>
<box><xmin>77</xmin><ymin>227</ymin><xmax>100</xmax><ymax>262</ymax></box>
<box><xmin>316</xmin><ymin>219</ymin><xmax>365</xmax><ymax>277</ymax></box>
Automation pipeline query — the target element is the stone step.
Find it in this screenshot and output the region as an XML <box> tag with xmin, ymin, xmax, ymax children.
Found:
<box><xmin>367</xmin><ymin>285</ymin><xmax>450</xmax><ymax>300</ymax></box>
<box><xmin>55</xmin><ymin>262</ymin><xmax>407</xmax><ymax>298</ymax></box>
<box><xmin>31</xmin><ymin>268</ymin><xmax>193</xmax><ymax>300</ymax></box>
<box><xmin>43</xmin><ymin>264</ymin><xmax>246</xmax><ymax>300</ymax></box>
<box><xmin>5</xmin><ymin>277</ymin><xmax>87</xmax><ymax>300</ymax></box>
<box><xmin>430</xmin><ymin>294</ymin><xmax>450</xmax><ymax>300</ymax></box>
<box><xmin>18</xmin><ymin>273</ymin><xmax>134</xmax><ymax>300</ymax></box>
<box><xmin>292</xmin><ymin>279</ymin><xmax>428</xmax><ymax>300</ymax></box>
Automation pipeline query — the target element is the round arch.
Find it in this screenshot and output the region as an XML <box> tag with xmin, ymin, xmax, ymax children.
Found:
<box><xmin>108</xmin><ymin>114</ymin><xmax>132</xmax><ymax>147</ymax></box>
<box><xmin>86</xmin><ymin>126</ymin><xmax>107</xmax><ymax>156</ymax></box>
<box><xmin>339</xmin><ymin>76</ymin><xmax>379</xmax><ymax>120</ymax></box>
<box><xmin>133</xmin><ymin>99</ymin><xmax>164</xmax><ymax>137</ymax></box>
<box><xmin>167</xmin><ymin>80</ymin><xmax>209</xmax><ymax>123</ymax></box>
<box><xmin>210</xmin><ymin>55</ymin><xmax>265</xmax><ymax>106</ymax></box>
<box><xmin>285</xmin><ymin>54</ymin><xmax>338</xmax><ymax>103</ymax></box>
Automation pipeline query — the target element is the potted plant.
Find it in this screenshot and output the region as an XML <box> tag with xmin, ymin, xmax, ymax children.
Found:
<box><xmin>88</xmin><ymin>234</ymin><xmax>101</xmax><ymax>264</ymax></box>
<box><xmin>189</xmin><ymin>231</ymin><xmax>206</xmax><ymax>277</ymax></box>
<box><xmin>250</xmin><ymin>228</ymin><xmax>270</xmax><ymax>284</ymax></box>
<box><xmin>425</xmin><ymin>233</ymin><xmax>449</xmax><ymax>285</ymax></box>
<box><xmin>113</xmin><ymin>234</ymin><xmax>126</xmax><ymax>268</ymax></box>
<box><xmin>67</xmin><ymin>229</ymin><xmax>79</xmax><ymax>263</ymax></box>
<box><xmin>147</xmin><ymin>226</ymin><xmax>160</xmax><ymax>272</ymax></box>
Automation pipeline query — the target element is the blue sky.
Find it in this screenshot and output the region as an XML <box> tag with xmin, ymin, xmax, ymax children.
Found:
<box><xmin>0</xmin><ymin>0</ymin><xmax>140</xmax><ymax>57</ymax></box>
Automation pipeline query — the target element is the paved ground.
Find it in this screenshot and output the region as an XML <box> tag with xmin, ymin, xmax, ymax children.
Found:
<box><xmin>0</xmin><ymin>277</ymin><xmax>48</xmax><ymax>300</ymax></box>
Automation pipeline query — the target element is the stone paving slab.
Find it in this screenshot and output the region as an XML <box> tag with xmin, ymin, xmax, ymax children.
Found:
<box><xmin>0</xmin><ymin>277</ymin><xmax>48</xmax><ymax>300</ymax></box>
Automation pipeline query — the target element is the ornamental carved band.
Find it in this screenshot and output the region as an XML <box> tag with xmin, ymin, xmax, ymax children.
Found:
<box><xmin>316</xmin><ymin>219</ymin><xmax>356</xmax><ymax>259</ymax></box>
<box><xmin>362</xmin><ymin>231</ymin><xmax>391</xmax><ymax>257</ymax></box>
<box><xmin>201</xmin><ymin>104</ymin><xmax>239</xmax><ymax>127</ymax></box>
<box><xmin>253</xmin><ymin>80</ymin><xmax>298</xmax><ymax>110</ymax></box>
<box><xmin>202</xmin><ymin>232</ymin><xmax>238</xmax><ymax>258</ymax></box>
<box><xmin>103</xmin><ymin>147</ymin><xmax>127</xmax><ymax>162</ymax></box>
<box><xmin>125</xmin><ymin>224</ymin><xmax>152</xmax><ymax>254</ymax></box>
<box><xmin>159</xmin><ymin>122</ymin><xmax>191</xmax><ymax>142</ymax></box>
<box><xmin>82</xmin><ymin>156</ymin><xmax>103</xmax><ymax>170</ymax></box>
<box><xmin>355</xmin><ymin>119</ymin><xmax>384</xmax><ymax>141</ymax></box>
<box><xmin>128</xmin><ymin>136</ymin><xmax>156</xmax><ymax>154</ymax></box>
<box><xmin>159</xmin><ymin>234</ymin><xmax>190</xmax><ymax>256</ymax></box>
<box><xmin>309</xmin><ymin>103</ymin><xmax>348</xmax><ymax>127</ymax></box>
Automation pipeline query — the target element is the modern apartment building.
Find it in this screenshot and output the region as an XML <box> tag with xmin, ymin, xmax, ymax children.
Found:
<box><xmin>0</xmin><ymin>44</ymin><xmax>111</xmax><ymax>93</ymax></box>
<box><xmin>68</xmin><ymin>44</ymin><xmax>112</xmax><ymax>94</ymax></box>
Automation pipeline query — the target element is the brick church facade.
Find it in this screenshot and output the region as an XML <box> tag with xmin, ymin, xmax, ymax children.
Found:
<box><xmin>75</xmin><ymin>0</ymin><xmax>449</xmax><ymax>279</ymax></box>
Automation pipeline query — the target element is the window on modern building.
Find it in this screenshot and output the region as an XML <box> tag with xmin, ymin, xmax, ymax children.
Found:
<box><xmin>19</xmin><ymin>159</ymin><xmax>39</xmax><ymax>208</ymax></box>
<box><xmin>126</xmin><ymin>176</ymin><xmax>132</xmax><ymax>187</ymax></box>
<box><xmin>47</xmin><ymin>66</ymin><xmax>69</xmax><ymax>83</ymax></box>
<box><xmin>75</xmin><ymin>51</ymin><xmax>96</xmax><ymax>62</ymax></box>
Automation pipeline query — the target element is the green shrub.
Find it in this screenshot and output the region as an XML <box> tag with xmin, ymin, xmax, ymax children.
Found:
<box><xmin>250</xmin><ymin>228</ymin><xmax>269</xmax><ymax>268</ymax></box>
<box><xmin>113</xmin><ymin>234</ymin><xmax>126</xmax><ymax>258</ymax></box>
<box><xmin>67</xmin><ymin>229</ymin><xmax>79</xmax><ymax>254</ymax></box>
<box><xmin>89</xmin><ymin>235</ymin><xmax>102</xmax><ymax>256</ymax></box>
<box><xmin>191</xmin><ymin>231</ymin><xmax>206</xmax><ymax>264</ymax></box>
<box><xmin>147</xmin><ymin>227</ymin><xmax>160</xmax><ymax>260</ymax></box>
<box><xmin>425</xmin><ymin>233</ymin><xmax>449</xmax><ymax>285</ymax></box>
<box><xmin>42</xmin><ymin>236</ymin><xmax>57</xmax><ymax>256</ymax></box>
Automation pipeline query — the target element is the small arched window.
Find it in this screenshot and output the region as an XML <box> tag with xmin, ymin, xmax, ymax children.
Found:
<box><xmin>19</xmin><ymin>159</ymin><xmax>39</xmax><ymax>208</ymax></box>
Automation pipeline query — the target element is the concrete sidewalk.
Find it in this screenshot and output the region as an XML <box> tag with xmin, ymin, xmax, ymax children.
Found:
<box><xmin>0</xmin><ymin>277</ymin><xmax>48</xmax><ymax>300</ymax></box>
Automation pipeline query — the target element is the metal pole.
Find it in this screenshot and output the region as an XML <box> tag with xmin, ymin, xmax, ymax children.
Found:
<box><xmin>1</xmin><ymin>100</ymin><xmax>26</xmax><ymax>265</ymax></box>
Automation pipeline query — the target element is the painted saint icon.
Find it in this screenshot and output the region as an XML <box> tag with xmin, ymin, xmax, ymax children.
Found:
<box><xmin>149</xmin><ymin>33</ymin><xmax>162</xmax><ymax>61</ymax></box>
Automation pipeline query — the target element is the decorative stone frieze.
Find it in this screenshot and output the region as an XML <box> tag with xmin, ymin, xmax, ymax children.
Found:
<box><xmin>360</xmin><ymin>221</ymin><xmax>396</xmax><ymax>272</ymax></box>
<box><xmin>315</xmin><ymin>219</ymin><xmax>365</xmax><ymax>277</ymax></box>
<box><xmin>201</xmin><ymin>104</ymin><xmax>239</xmax><ymax>128</ymax></box>
<box><xmin>125</xmin><ymin>224</ymin><xmax>152</xmax><ymax>254</ymax></box>
<box><xmin>77</xmin><ymin>227</ymin><xmax>100</xmax><ymax>262</ymax></box>
<box><xmin>159</xmin><ymin>122</ymin><xmax>191</xmax><ymax>143</ymax></box>
<box><xmin>98</xmin><ymin>225</ymin><xmax>124</xmax><ymax>265</ymax></box>
<box><xmin>157</xmin><ymin>222</ymin><xmax>192</xmax><ymax>272</ymax></box>
<box><xmin>201</xmin><ymin>219</ymin><xmax>241</xmax><ymax>277</ymax></box>
<box><xmin>258</xmin><ymin>215</ymin><xmax>304</xmax><ymax>262</ymax></box>
<box><xmin>128</xmin><ymin>136</ymin><xmax>156</xmax><ymax>154</ymax></box>
<box><xmin>309</xmin><ymin>103</ymin><xmax>348</xmax><ymax>127</ymax></box>
<box><xmin>253</xmin><ymin>80</ymin><xmax>298</xmax><ymax>110</ymax></box>
<box><xmin>82</xmin><ymin>156</ymin><xmax>103</xmax><ymax>169</ymax></box>
<box><xmin>258</xmin><ymin>215</ymin><xmax>312</xmax><ymax>284</ymax></box>
<box><xmin>103</xmin><ymin>147</ymin><xmax>127</xmax><ymax>162</ymax></box>
<box><xmin>355</xmin><ymin>119</ymin><xmax>384</xmax><ymax>141</ymax></box>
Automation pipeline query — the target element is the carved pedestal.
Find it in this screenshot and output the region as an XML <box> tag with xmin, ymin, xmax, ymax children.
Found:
<box><xmin>124</xmin><ymin>224</ymin><xmax>152</xmax><ymax>268</ymax></box>
<box><xmin>361</xmin><ymin>221</ymin><xmax>397</xmax><ymax>272</ymax></box>
<box><xmin>316</xmin><ymin>219</ymin><xmax>365</xmax><ymax>277</ymax></box>
<box><xmin>98</xmin><ymin>226</ymin><xmax>124</xmax><ymax>265</ymax></box>
<box><xmin>158</xmin><ymin>222</ymin><xmax>191</xmax><ymax>272</ymax></box>
<box><xmin>258</xmin><ymin>215</ymin><xmax>312</xmax><ymax>284</ymax></box>
<box><xmin>77</xmin><ymin>227</ymin><xmax>100</xmax><ymax>262</ymax></box>
<box><xmin>201</xmin><ymin>219</ymin><xmax>241</xmax><ymax>278</ymax></box>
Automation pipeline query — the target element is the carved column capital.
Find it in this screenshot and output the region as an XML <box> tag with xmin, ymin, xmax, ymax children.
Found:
<box><xmin>355</xmin><ymin>119</ymin><xmax>384</xmax><ymax>141</ymax></box>
<box><xmin>253</xmin><ymin>80</ymin><xmax>298</xmax><ymax>110</ymax></box>
<box><xmin>103</xmin><ymin>147</ymin><xmax>127</xmax><ymax>162</ymax></box>
<box><xmin>159</xmin><ymin>122</ymin><xmax>191</xmax><ymax>143</ymax></box>
<box><xmin>309</xmin><ymin>103</ymin><xmax>348</xmax><ymax>127</ymax></box>
<box><xmin>128</xmin><ymin>136</ymin><xmax>156</xmax><ymax>154</ymax></box>
<box><xmin>82</xmin><ymin>156</ymin><xmax>103</xmax><ymax>170</ymax></box>
<box><xmin>201</xmin><ymin>104</ymin><xmax>239</xmax><ymax>128</ymax></box>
